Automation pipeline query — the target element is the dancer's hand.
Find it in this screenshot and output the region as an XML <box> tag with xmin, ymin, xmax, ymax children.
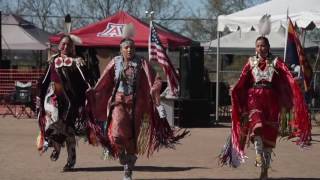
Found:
<box><xmin>156</xmin><ymin>104</ymin><xmax>166</xmax><ymax>119</ymax></box>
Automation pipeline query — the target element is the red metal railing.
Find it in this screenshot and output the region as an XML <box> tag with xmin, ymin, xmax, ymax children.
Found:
<box><xmin>0</xmin><ymin>69</ymin><xmax>45</xmax><ymax>96</ymax></box>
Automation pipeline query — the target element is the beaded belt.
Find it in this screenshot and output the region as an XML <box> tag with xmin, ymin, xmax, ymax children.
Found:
<box><xmin>253</xmin><ymin>82</ymin><xmax>272</xmax><ymax>88</ymax></box>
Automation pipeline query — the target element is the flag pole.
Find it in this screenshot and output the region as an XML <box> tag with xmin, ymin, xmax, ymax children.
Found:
<box><xmin>146</xmin><ymin>10</ymin><xmax>154</xmax><ymax>62</ymax></box>
<box><xmin>148</xmin><ymin>21</ymin><xmax>153</xmax><ymax>62</ymax></box>
<box><xmin>284</xmin><ymin>8</ymin><xmax>289</xmax><ymax>62</ymax></box>
<box><xmin>215</xmin><ymin>24</ymin><xmax>220</xmax><ymax>124</ymax></box>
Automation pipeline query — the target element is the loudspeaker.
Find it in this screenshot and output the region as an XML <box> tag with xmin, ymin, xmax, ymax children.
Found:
<box><xmin>179</xmin><ymin>46</ymin><xmax>204</xmax><ymax>99</ymax></box>
<box><xmin>0</xmin><ymin>60</ymin><xmax>10</xmax><ymax>69</ymax></box>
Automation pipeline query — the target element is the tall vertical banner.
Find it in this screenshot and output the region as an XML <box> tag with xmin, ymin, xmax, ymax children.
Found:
<box><xmin>286</xmin><ymin>17</ymin><xmax>313</xmax><ymax>91</ymax></box>
<box><xmin>149</xmin><ymin>21</ymin><xmax>179</xmax><ymax>96</ymax></box>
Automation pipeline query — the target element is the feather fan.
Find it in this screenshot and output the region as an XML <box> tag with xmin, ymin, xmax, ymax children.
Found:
<box><xmin>258</xmin><ymin>14</ymin><xmax>271</xmax><ymax>36</ymax></box>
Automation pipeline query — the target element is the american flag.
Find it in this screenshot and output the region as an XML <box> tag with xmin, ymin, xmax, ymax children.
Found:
<box><xmin>149</xmin><ymin>21</ymin><xmax>179</xmax><ymax>96</ymax></box>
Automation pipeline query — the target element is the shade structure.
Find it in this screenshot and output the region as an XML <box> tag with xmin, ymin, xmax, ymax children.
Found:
<box><xmin>218</xmin><ymin>0</ymin><xmax>320</xmax><ymax>32</ymax></box>
<box><xmin>1</xmin><ymin>14</ymin><xmax>50</xmax><ymax>50</ymax></box>
<box><xmin>201</xmin><ymin>29</ymin><xmax>318</xmax><ymax>55</ymax></box>
<box><xmin>49</xmin><ymin>11</ymin><xmax>193</xmax><ymax>48</ymax></box>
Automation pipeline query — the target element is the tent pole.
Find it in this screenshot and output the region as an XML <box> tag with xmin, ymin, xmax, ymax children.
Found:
<box><xmin>39</xmin><ymin>50</ymin><xmax>42</xmax><ymax>69</ymax></box>
<box><xmin>0</xmin><ymin>11</ymin><xmax>2</xmax><ymax>62</ymax></box>
<box><xmin>284</xmin><ymin>9</ymin><xmax>289</xmax><ymax>62</ymax></box>
<box><xmin>301</xmin><ymin>28</ymin><xmax>306</xmax><ymax>48</ymax></box>
<box><xmin>215</xmin><ymin>30</ymin><xmax>220</xmax><ymax>124</ymax></box>
<box><xmin>313</xmin><ymin>46</ymin><xmax>320</xmax><ymax>93</ymax></box>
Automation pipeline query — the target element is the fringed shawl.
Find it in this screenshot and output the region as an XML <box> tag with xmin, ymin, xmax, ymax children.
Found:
<box><xmin>219</xmin><ymin>57</ymin><xmax>311</xmax><ymax>167</ymax></box>
<box><xmin>86</xmin><ymin>56</ymin><xmax>188</xmax><ymax>158</ymax></box>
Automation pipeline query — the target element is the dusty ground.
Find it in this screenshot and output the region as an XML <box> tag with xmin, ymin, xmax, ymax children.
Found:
<box><xmin>0</xmin><ymin>116</ymin><xmax>320</xmax><ymax>180</ymax></box>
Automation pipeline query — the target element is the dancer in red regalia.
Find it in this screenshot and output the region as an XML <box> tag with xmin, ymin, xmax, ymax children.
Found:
<box><xmin>219</xmin><ymin>36</ymin><xmax>311</xmax><ymax>180</ymax></box>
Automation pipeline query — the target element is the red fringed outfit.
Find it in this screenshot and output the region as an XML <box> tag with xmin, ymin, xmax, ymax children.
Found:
<box><xmin>229</xmin><ymin>55</ymin><xmax>311</xmax><ymax>165</ymax></box>
<box><xmin>86</xmin><ymin>55</ymin><xmax>187</xmax><ymax>158</ymax></box>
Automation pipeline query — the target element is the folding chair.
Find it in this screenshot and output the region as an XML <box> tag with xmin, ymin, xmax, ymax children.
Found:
<box><xmin>13</xmin><ymin>81</ymin><xmax>34</xmax><ymax>119</ymax></box>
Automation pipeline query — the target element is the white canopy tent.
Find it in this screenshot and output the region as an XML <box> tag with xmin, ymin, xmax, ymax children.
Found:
<box><xmin>1</xmin><ymin>14</ymin><xmax>49</xmax><ymax>50</ymax></box>
<box><xmin>2</xmin><ymin>25</ymin><xmax>48</xmax><ymax>50</ymax></box>
<box><xmin>218</xmin><ymin>0</ymin><xmax>320</xmax><ymax>32</ymax></box>
<box><xmin>202</xmin><ymin>29</ymin><xmax>318</xmax><ymax>55</ymax></box>
<box><xmin>1</xmin><ymin>14</ymin><xmax>51</xmax><ymax>68</ymax></box>
<box><xmin>214</xmin><ymin>0</ymin><xmax>320</xmax><ymax>123</ymax></box>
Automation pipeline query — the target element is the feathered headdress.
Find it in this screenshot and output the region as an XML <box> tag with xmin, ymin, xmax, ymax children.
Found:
<box><xmin>120</xmin><ymin>23</ymin><xmax>135</xmax><ymax>47</ymax></box>
<box><xmin>122</xmin><ymin>23</ymin><xmax>135</xmax><ymax>39</ymax></box>
<box><xmin>258</xmin><ymin>14</ymin><xmax>271</xmax><ymax>36</ymax></box>
<box><xmin>64</xmin><ymin>14</ymin><xmax>72</xmax><ymax>34</ymax></box>
<box><xmin>63</xmin><ymin>14</ymin><xmax>82</xmax><ymax>45</ymax></box>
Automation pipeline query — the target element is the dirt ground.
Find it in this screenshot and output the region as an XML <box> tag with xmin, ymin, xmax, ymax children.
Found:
<box><xmin>0</xmin><ymin>116</ymin><xmax>320</xmax><ymax>180</ymax></box>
